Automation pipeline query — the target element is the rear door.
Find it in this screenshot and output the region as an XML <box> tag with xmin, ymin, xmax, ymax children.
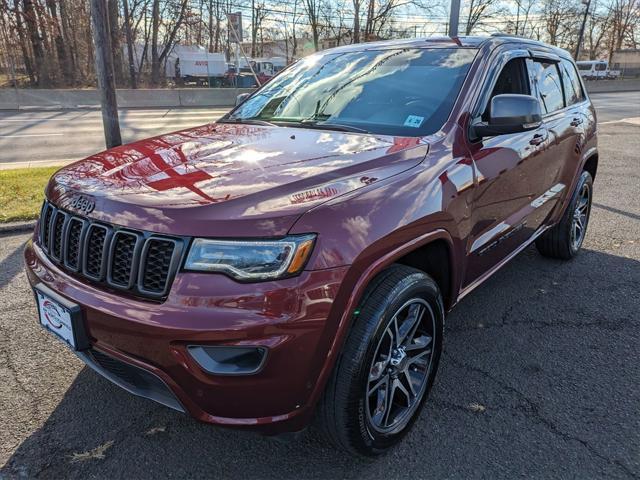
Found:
<box><xmin>525</xmin><ymin>55</ymin><xmax>585</xmax><ymax>228</ymax></box>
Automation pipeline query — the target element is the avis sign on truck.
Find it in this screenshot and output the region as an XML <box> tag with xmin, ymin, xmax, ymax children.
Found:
<box><xmin>176</xmin><ymin>51</ymin><xmax>227</xmax><ymax>85</ymax></box>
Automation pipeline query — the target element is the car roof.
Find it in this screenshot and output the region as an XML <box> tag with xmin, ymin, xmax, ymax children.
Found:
<box><xmin>321</xmin><ymin>35</ymin><xmax>572</xmax><ymax>59</ymax></box>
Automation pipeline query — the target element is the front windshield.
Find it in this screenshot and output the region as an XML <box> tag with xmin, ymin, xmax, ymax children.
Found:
<box><xmin>224</xmin><ymin>47</ymin><xmax>478</xmax><ymax>136</ymax></box>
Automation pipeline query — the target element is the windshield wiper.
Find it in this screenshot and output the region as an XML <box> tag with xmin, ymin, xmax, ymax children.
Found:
<box><xmin>275</xmin><ymin>119</ymin><xmax>370</xmax><ymax>134</ymax></box>
<box><xmin>217</xmin><ymin>118</ymin><xmax>277</xmax><ymax>127</ymax></box>
<box><xmin>304</xmin><ymin>122</ymin><xmax>370</xmax><ymax>134</ymax></box>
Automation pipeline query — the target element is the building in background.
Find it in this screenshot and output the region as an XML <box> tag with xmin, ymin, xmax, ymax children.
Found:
<box><xmin>612</xmin><ymin>49</ymin><xmax>640</xmax><ymax>77</ymax></box>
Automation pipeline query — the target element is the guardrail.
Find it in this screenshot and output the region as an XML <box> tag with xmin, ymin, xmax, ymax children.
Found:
<box><xmin>0</xmin><ymin>88</ymin><xmax>256</xmax><ymax>110</ymax></box>
<box><xmin>584</xmin><ymin>78</ymin><xmax>640</xmax><ymax>94</ymax></box>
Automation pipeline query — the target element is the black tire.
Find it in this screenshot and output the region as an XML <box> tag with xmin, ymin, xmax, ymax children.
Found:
<box><xmin>536</xmin><ymin>170</ymin><xmax>593</xmax><ymax>260</ymax></box>
<box><xmin>317</xmin><ymin>265</ymin><xmax>444</xmax><ymax>456</ymax></box>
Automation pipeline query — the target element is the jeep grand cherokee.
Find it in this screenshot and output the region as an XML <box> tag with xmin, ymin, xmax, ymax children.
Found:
<box><xmin>24</xmin><ymin>35</ymin><xmax>597</xmax><ymax>456</ymax></box>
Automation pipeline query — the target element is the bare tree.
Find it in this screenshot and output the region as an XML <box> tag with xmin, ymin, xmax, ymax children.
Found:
<box><xmin>303</xmin><ymin>0</ymin><xmax>323</xmax><ymax>50</ymax></box>
<box><xmin>150</xmin><ymin>0</ymin><xmax>188</xmax><ymax>85</ymax></box>
<box><xmin>23</xmin><ymin>0</ymin><xmax>51</xmax><ymax>85</ymax></box>
<box><xmin>352</xmin><ymin>0</ymin><xmax>364</xmax><ymax>42</ymax></box>
<box><xmin>512</xmin><ymin>0</ymin><xmax>537</xmax><ymax>35</ymax></box>
<box><xmin>540</xmin><ymin>0</ymin><xmax>581</xmax><ymax>49</ymax></box>
<box><xmin>122</xmin><ymin>0</ymin><xmax>137</xmax><ymax>87</ymax></box>
<box><xmin>464</xmin><ymin>0</ymin><xmax>504</xmax><ymax>34</ymax></box>
<box><xmin>584</xmin><ymin>0</ymin><xmax>611</xmax><ymax>59</ymax></box>
<box><xmin>251</xmin><ymin>1</ymin><xmax>267</xmax><ymax>56</ymax></box>
<box><xmin>206</xmin><ymin>0</ymin><xmax>222</xmax><ymax>52</ymax></box>
<box><xmin>9</xmin><ymin>0</ymin><xmax>36</xmax><ymax>84</ymax></box>
<box><xmin>607</xmin><ymin>0</ymin><xmax>640</xmax><ymax>61</ymax></box>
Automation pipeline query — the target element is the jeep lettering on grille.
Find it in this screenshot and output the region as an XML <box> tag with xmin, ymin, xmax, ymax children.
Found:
<box><xmin>67</xmin><ymin>194</ymin><xmax>95</xmax><ymax>215</ymax></box>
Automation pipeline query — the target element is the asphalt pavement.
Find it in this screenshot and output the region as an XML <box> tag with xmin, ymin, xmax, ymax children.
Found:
<box><xmin>0</xmin><ymin>91</ymin><xmax>639</xmax><ymax>169</ymax></box>
<box><xmin>0</xmin><ymin>94</ymin><xmax>639</xmax><ymax>479</ymax></box>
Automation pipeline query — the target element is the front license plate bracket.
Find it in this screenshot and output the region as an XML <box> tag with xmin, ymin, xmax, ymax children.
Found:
<box><xmin>34</xmin><ymin>283</ymin><xmax>90</xmax><ymax>351</ymax></box>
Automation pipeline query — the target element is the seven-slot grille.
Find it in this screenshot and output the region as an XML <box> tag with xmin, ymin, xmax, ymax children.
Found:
<box><xmin>38</xmin><ymin>201</ymin><xmax>184</xmax><ymax>299</ymax></box>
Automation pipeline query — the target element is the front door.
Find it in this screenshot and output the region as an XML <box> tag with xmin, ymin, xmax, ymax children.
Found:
<box><xmin>463</xmin><ymin>55</ymin><xmax>553</xmax><ymax>287</ymax></box>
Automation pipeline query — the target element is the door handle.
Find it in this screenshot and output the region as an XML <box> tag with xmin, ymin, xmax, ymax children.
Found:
<box><xmin>529</xmin><ymin>133</ymin><xmax>547</xmax><ymax>145</ymax></box>
<box><xmin>570</xmin><ymin>117</ymin><xmax>584</xmax><ymax>127</ymax></box>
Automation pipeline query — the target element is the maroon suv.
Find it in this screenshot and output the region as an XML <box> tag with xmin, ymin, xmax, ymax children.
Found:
<box><xmin>25</xmin><ymin>36</ymin><xmax>597</xmax><ymax>455</ymax></box>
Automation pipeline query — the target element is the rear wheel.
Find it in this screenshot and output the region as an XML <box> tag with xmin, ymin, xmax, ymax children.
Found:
<box><xmin>317</xmin><ymin>265</ymin><xmax>444</xmax><ymax>456</ymax></box>
<box><xmin>536</xmin><ymin>171</ymin><xmax>593</xmax><ymax>260</ymax></box>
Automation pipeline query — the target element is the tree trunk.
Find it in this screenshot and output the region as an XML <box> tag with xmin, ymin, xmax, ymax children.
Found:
<box><xmin>150</xmin><ymin>0</ymin><xmax>160</xmax><ymax>85</ymax></box>
<box><xmin>59</xmin><ymin>0</ymin><xmax>79</xmax><ymax>84</ymax></box>
<box><xmin>214</xmin><ymin>16</ymin><xmax>221</xmax><ymax>52</ymax></box>
<box><xmin>291</xmin><ymin>26</ymin><xmax>297</xmax><ymax>59</ymax></box>
<box><xmin>353</xmin><ymin>0</ymin><xmax>360</xmax><ymax>43</ymax></box>
<box><xmin>36</xmin><ymin>2</ymin><xmax>54</xmax><ymax>83</ymax></box>
<box><xmin>208</xmin><ymin>0</ymin><xmax>214</xmax><ymax>51</ymax></box>
<box><xmin>251</xmin><ymin>0</ymin><xmax>256</xmax><ymax>57</ymax></box>
<box><xmin>45</xmin><ymin>0</ymin><xmax>73</xmax><ymax>85</ymax></box>
<box><xmin>23</xmin><ymin>0</ymin><xmax>49</xmax><ymax>86</ymax></box>
<box><xmin>122</xmin><ymin>0</ymin><xmax>137</xmax><ymax>88</ymax></box>
<box><xmin>13</xmin><ymin>0</ymin><xmax>36</xmax><ymax>84</ymax></box>
<box><xmin>108</xmin><ymin>0</ymin><xmax>124</xmax><ymax>86</ymax></box>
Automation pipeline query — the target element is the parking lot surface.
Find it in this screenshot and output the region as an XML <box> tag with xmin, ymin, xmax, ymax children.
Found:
<box><xmin>0</xmin><ymin>97</ymin><xmax>639</xmax><ymax>479</ymax></box>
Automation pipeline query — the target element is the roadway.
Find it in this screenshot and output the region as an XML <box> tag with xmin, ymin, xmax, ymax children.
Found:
<box><xmin>0</xmin><ymin>91</ymin><xmax>638</xmax><ymax>169</ymax></box>
<box><xmin>0</xmin><ymin>91</ymin><xmax>639</xmax><ymax>478</ymax></box>
<box><xmin>0</xmin><ymin>107</ymin><xmax>230</xmax><ymax>169</ymax></box>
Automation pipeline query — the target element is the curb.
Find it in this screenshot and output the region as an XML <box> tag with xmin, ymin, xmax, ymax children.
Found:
<box><xmin>0</xmin><ymin>220</ymin><xmax>36</xmax><ymax>235</ymax></box>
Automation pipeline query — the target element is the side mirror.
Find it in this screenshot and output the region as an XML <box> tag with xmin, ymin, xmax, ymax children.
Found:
<box><xmin>473</xmin><ymin>94</ymin><xmax>542</xmax><ymax>138</ymax></box>
<box><xmin>236</xmin><ymin>92</ymin><xmax>250</xmax><ymax>106</ymax></box>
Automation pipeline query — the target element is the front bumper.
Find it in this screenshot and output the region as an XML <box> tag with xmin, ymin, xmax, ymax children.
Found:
<box><xmin>25</xmin><ymin>239</ymin><xmax>350</xmax><ymax>433</ymax></box>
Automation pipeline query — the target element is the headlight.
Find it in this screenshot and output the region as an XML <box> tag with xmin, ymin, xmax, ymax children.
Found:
<box><xmin>184</xmin><ymin>234</ymin><xmax>316</xmax><ymax>281</ymax></box>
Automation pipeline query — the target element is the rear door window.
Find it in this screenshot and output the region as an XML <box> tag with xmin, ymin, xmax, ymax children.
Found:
<box><xmin>529</xmin><ymin>60</ymin><xmax>565</xmax><ymax>114</ymax></box>
<box><xmin>560</xmin><ymin>60</ymin><xmax>585</xmax><ymax>105</ymax></box>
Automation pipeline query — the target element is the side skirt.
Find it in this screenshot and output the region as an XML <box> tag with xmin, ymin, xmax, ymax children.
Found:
<box><xmin>454</xmin><ymin>224</ymin><xmax>552</xmax><ymax>305</ymax></box>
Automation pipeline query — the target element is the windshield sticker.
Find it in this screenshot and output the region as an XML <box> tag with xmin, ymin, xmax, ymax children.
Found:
<box><xmin>404</xmin><ymin>115</ymin><xmax>424</xmax><ymax>128</ymax></box>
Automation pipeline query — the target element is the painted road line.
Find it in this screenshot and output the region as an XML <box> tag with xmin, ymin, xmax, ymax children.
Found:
<box><xmin>0</xmin><ymin>159</ymin><xmax>74</xmax><ymax>170</ymax></box>
<box><xmin>599</xmin><ymin>117</ymin><xmax>640</xmax><ymax>125</ymax></box>
<box><xmin>0</xmin><ymin>133</ymin><xmax>65</xmax><ymax>137</ymax></box>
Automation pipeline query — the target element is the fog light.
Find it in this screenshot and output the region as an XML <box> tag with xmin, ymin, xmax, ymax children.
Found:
<box><xmin>188</xmin><ymin>345</ymin><xmax>267</xmax><ymax>375</ymax></box>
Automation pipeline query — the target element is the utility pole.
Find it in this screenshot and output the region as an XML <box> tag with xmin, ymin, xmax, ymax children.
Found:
<box><xmin>575</xmin><ymin>0</ymin><xmax>591</xmax><ymax>60</ymax></box>
<box><xmin>90</xmin><ymin>0</ymin><xmax>122</xmax><ymax>148</ymax></box>
<box><xmin>448</xmin><ymin>0</ymin><xmax>461</xmax><ymax>37</ymax></box>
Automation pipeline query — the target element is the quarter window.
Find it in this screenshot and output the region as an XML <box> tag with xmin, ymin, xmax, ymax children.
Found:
<box><xmin>529</xmin><ymin>60</ymin><xmax>565</xmax><ymax>114</ymax></box>
<box><xmin>561</xmin><ymin>60</ymin><xmax>585</xmax><ymax>105</ymax></box>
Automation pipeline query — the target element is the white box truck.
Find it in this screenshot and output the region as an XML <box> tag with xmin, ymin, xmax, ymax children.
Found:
<box><xmin>175</xmin><ymin>51</ymin><xmax>228</xmax><ymax>86</ymax></box>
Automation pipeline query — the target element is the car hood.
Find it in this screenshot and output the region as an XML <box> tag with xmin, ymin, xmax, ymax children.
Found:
<box><xmin>48</xmin><ymin>123</ymin><xmax>429</xmax><ymax>237</ymax></box>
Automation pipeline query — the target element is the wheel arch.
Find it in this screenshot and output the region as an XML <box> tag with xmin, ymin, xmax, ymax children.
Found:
<box><xmin>306</xmin><ymin>229</ymin><xmax>459</xmax><ymax>414</ymax></box>
<box><xmin>394</xmin><ymin>239</ymin><xmax>454</xmax><ymax>310</ymax></box>
<box><xmin>583</xmin><ymin>152</ymin><xmax>598</xmax><ymax>180</ymax></box>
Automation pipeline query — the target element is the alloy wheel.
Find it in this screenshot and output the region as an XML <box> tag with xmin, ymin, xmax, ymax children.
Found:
<box><xmin>571</xmin><ymin>182</ymin><xmax>591</xmax><ymax>251</ymax></box>
<box><xmin>365</xmin><ymin>298</ymin><xmax>435</xmax><ymax>434</ymax></box>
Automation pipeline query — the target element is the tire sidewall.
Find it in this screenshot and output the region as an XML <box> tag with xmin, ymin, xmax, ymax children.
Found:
<box><xmin>348</xmin><ymin>272</ymin><xmax>444</xmax><ymax>454</ymax></box>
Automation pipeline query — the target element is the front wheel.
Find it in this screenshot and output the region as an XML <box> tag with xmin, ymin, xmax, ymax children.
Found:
<box><xmin>317</xmin><ymin>265</ymin><xmax>444</xmax><ymax>456</ymax></box>
<box><xmin>536</xmin><ymin>170</ymin><xmax>593</xmax><ymax>260</ymax></box>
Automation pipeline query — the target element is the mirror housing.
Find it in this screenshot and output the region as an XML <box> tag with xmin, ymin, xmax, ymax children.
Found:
<box><xmin>472</xmin><ymin>94</ymin><xmax>542</xmax><ymax>138</ymax></box>
<box><xmin>236</xmin><ymin>92</ymin><xmax>250</xmax><ymax>106</ymax></box>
